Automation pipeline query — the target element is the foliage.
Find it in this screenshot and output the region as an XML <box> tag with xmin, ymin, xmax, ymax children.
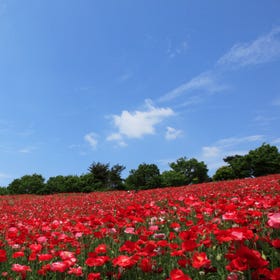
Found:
<box><xmin>7</xmin><ymin>174</ymin><xmax>45</xmax><ymax>194</ymax></box>
<box><xmin>169</xmin><ymin>157</ymin><xmax>209</xmax><ymax>184</ymax></box>
<box><xmin>161</xmin><ymin>170</ymin><xmax>186</xmax><ymax>187</ymax></box>
<box><xmin>212</xmin><ymin>165</ymin><xmax>236</xmax><ymax>181</ymax></box>
<box><xmin>0</xmin><ymin>186</ymin><xmax>8</xmax><ymax>195</ymax></box>
<box><xmin>88</xmin><ymin>162</ymin><xmax>125</xmax><ymax>190</ymax></box>
<box><xmin>224</xmin><ymin>143</ymin><xmax>280</xmax><ymax>179</ymax></box>
<box><xmin>247</xmin><ymin>143</ymin><xmax>280</xmax><ymax>177</ymax></box>
<box><xmin>125</xmin><ymin>163</ymin><xmax>162</xmax><ymax>190</ymax></box>
<box><xmin>0</xmin><ymin>175</ymin><xmax>280</xmax><ymax>279</ymax></box>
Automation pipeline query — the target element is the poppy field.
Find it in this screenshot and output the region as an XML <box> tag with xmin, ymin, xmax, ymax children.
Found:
<box><xmin>0</xmin><ymin>175</ymin><xmax>280</xmax><ymax>279</ymax></box>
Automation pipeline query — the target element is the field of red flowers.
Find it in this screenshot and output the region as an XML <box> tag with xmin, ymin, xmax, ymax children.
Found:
<box><xmin>0</xmin><ymin>175</ymin><xmax>280</xmax><ymax>279</ymax></box>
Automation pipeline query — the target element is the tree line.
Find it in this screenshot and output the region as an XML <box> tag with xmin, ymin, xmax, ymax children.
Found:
<box><xmin>0</xmin><ymin>143</ymin><xmax>279</xmax><ymax>195</ymax></box>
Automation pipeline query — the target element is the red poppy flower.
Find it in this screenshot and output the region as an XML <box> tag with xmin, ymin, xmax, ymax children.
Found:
<box><xmin>170</xmin><ymin>268</ymin><xmax>191</xmax><ymax>280</ymax></box>
<box><xmin>226</xmin><ymin>257</ymin><xmax>248</xmax><ymax>271</ymax></box>
<box><xmin>112</xmin><ymin>255</ymin><xmax>137</xmax><ymax>268</ymax></box>
<box><xmin>94</xmin><ymin>244</ymin><xmax>107</xmax><ymax>254</ymax></box>
<box><xmin>50</xmin><ymin>261</ymin><xmax>68</xmax><ymax>273</ymax></box>
<box><xmin>181</xmin><ymin>240</ymin><xmax>198</xmax><ymax>252</ymax></box>
<box><xmin>85</xmin><ymin>256</ymin><xmax>109</xmax><ymax>267</ymax></box>
<box><xmin>192</xmin><ymin>252</ymin><xmax>211</xmax><ymax>269</ymax></box>
<box><xmin>0</xmin><ymin>249</ymin><xmax>7</xmax><ymax>262</ymax></box>
<box><xmin>12</xmin><ymin>251</ymin><xmax>25</xmax><ymax>258</ymax></box>
<box><xmin>38</xmin><ymin>253</ymin><xmax>53</xmax><ymax>262</ymax></box>
<box><xmin>87</xmin><ymin>272</ymin><xmax>101</xmax><ymax>280</ymax></box>
<box><xmin>68</xmin><ymin>266</ymin><xmax>83</xmax><ymax>276</ymax></box>
<box><xmin>11</xmin><ymin>263</ymin><xmax>32</xmax><ymax>273</ymax></box>
<box><xmin>268</xmin><ymin>213</ymin><xmax>280</xmax><ymax>229</ymax></box>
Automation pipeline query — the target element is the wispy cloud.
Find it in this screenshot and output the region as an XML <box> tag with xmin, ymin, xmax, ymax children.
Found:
<box><xmin>84</xmin><ymin>132</ymin><xmax>98</xmax><ymax>150</ymax></box>
<box><xmin>117</xmin><ymin>72</ymin><xmax>133</xmax><ymax>83</ymax></box>
<box><xmin>165</xmin><ymin>126</ymin><xmax>183</xmax><ymax>140</ymax></box>
<box><xmin>107</xmin><ymin>100</ymin><xmax>174</xmax><ymax>144</ymax></box>
<box><xmin>200</xmin><ymin>135</ymin><xmax>265</xmax><ymax>173</ymax></box>
<box><xmin>218</xmin><ymin>27</ymin><xmax>280</xmax><ymax>68</ymax></box>
<box><xmin>106</xmin><ymin>133</ymin><xmax>127</xmax><ymax>147</ymax></box>
<box><xmin>159</xmin><ymin>27</ymin><xmax>280</xmax><ymax>105</ymax></box>
<box><xmin>159</xmin><ymin>72</ymin><xmax>226</xmax><ymax>103</ymax></box>
<box><xmin>18</xmin><ymin>146</ymin><xmax>37</xmax><ymax>154</ymax></box>
<box><xmin>167</xmin><ymin>40</ymin><xmax>188</xmax><ymax>58</ymax></box>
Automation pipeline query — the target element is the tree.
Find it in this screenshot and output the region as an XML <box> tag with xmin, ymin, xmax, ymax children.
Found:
<box><xmin>88</xmin><ymin>162</ymin><xmax>125</xmax><ymax>190</ymax></box>
<box><xmin>161</xmin><ymin>170</ymin><xmax>186</xmax><ymax>187</ymax></box>
<box><xmin>125</xmin><ymin>163</ymin><xmax>161</xmax><ymax>190</ymax></box>
<box><xmin>88</xmin><ymin>162</ymin><xmax>110</xmax><ymax>188</ymax></box>
<box><xmin>212</xmin><ymin>166</ymin><xmax>235</xmax><ymax>181</ymax></box>
<box><xmin>8</xmin><ymin>174</ymin><xmax>45</xmax><ymax>194</ymax></box>
<box><xmin>109</xmin><ymin>164</ymin><xmax>125</xmax><ymax>189</ymax></box>
<box><xmin>223</xmin><ymin>143</ymin><xmax>280</xmax><ymax>179</ymax></box>
<box><xmin>223</xmin><ymin>154</ymin><xmax>251</xmax><ymax>178</ymax></box>
<box><xmin>169</xmin><ymin>157</ymin><xmax>209</xmax><ymax>184</ymax></box>
<box><xmin>45</xmin><ymin>175</ymin><xmax>67</xmax><ymax>194</ymax></box>
<box><xmin>247</xmin><ymin>143</ymin><xmax>280</xmax><ymax>177</ymax></box>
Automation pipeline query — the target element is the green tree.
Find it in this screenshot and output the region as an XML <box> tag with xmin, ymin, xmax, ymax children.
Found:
<box><xmin>79</xmin><ymin>173</ymin><xmax>95</xmax><ymax>193</ymax></box>
<box><xmin>88</xmin><ymin>162</ymin><xmax>110</xmax><ymax>189</ymax></box>
<box><xmin>212</xmin><ymin>166</ymin><xmax>235</xmax><ymax>181</ymax></box>
<box><xmin>125</xmin><ymin>163</ymin><xmax>161</xmax><ymax>190</ymax></box>
<box><xmin>223</xmin><ymin>155</ymin><xmax>251</xmax><ymax>178</ymax></box>
<box><xmin>88</xmin><ymin>162</ymin><xmax>125</xmax><ymax>190</ymax></box>
<box><xmin>46</xmin><ymin>175</ymin><xmax>67</xmax><ymax>194</ymax></box>
<box><xmin>247</xmin><ymin>143</ymin><xmax>280</xmax><ymax>177</ymax></box>
<box><xmin>109</xmin><ymin>164</ymin><xmax>125</xmax><ymax>189</ymax></box>
<box><xmin>161</xmin><ymin>170</ymin><xmax>186</xmax><ymax>187</ymax></box>
<box><xmin>169</xmin><ymin>157</ymin><xmax>209</xmax><ymax>184</ymax></box>
<box><xmin>0</xmin><ymin>187</ymin><xmax>9</xmax><ymax>195</ymax></box>
<box><xmin>8</xmin><ymin>174</ymin><xmax>45</xmax><ymax>194</ymax></box>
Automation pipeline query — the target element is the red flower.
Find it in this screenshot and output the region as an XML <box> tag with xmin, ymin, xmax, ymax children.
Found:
<box><xmin>68</xmin><ymin>266</ymin><xmax>83</xmax><ymax>276</ymax></box>
<box><xmin>38</xmin><ymin>253</ymin><xmax>53</xmax><ymax>261</ymax></box>
<box><xmin>268</xmin><ymin>213</ymin><xmax>280</xmax><ymax>229</ymax></box>
<box><xmin>181</xmin><ymin>240</ymin><xmax>198</xmax><ymax>252</ymax></box>
<box><xmin>87</xmin><ymin>272</ymin><xmax>101</xmax><ymax>280</ymax></box>
<box><xmin>235</xmin><ymin>245</ymin><xmax>268</xmax><ymax>269</ymax></box>
<box><xmin>95</xmin><ymin>244</ymin><xmax>107</xmax><ymax>254</ymax></box>
<box><xmin>112</xmin><ymin>255</ymin><xmax>137</xmax><ymax>268</ymax></box>
<box><xmin>139</xmin><ymin>257</ymin><xmax>153</xmax><ymax>272</ymax></box>
<box><xmin>0</xmin><ymin>249</ymin><xmax>7</xmax><ymax>262</ymax></box>
<box><xmin>12</xmin><ymin>251</ymin><xmax>25</xmax><ymax>258</ymax></box>
<box><xmin>192</xmin><ymin>252</ymin><xmax>211</xmax><ymax>269</ymax></box>
<box><xmin>85</xmin><ymin>256</ymin><xmax>109</xmax><ymax>267</ymax></box>
<box><xmin>170</xmin><ymin>268</ymin><xmax>191</xmax><ymax>280</ymax></box>
<box><xmin>272</xmin><ymin>239</ymin><xmax>280</xmax><ymax>248</ymax></box>
<box><xmin>11</xmin><ymin>263</ymin><xmax>32</xmax><ymax>273</ymax></box>
<box><xmin>226</xmin><ymin>257</ymin><xmax>248</xmax><ymax>271</ymax></box>
<box><xmin>50</xmin><ymin>261</ymin><xmax>68</xmax><ymax>273</ymax></box>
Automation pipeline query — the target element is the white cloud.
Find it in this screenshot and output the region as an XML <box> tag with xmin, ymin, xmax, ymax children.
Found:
<box><xmin>165</xmin><ymin>126</ymin><xmax>183</xmax><ymax>140</ymax></box>
<box><xmin>200</xmin><ymin>135</ymin><xmax>265</xmax><ymax>174</ymax></box>
<box><xmin>109</xmin><ymin>100</ymin><xmax>174</xmax><ymax>140</ymax></box>
<box><xmin>167</xmin><ymin>40</ymin><xmax>188</xmax><ymax>58</ymax></box>
<box><xmin>218</xmin><ymin>27</ymin><xmax>280</xmax><ymax>67</ymax></box>
<box><xmin>159</xmin><ymin>72</ymin><xmax>226</xmax><ymax>103</ymax></box>
<box><xmin>84</xmin><ymin>132</ymin><xmax>98</xmax><ymax>149</ymax></box>
<box><xmin>216</xmin><ymin>135</ymin><xmax>265</xmax><ymax>147</ymax></box>
<box><xmin>106</xmin><ymin>133</ymin><xmax>127</xmax><ymax>147</ymax></box>
<box><xmin>117</xmin><ymin>72</ymin><xmax>133</xmax><ymax>83</ymax></box>
<box><xmin>202</xmin><ymin>146</ymin><xmax>220</xmax><ymax>158</ymax></box>
<box><xmin>18</xmin><ymin>146</ymin><xmax>37</xmax><ymax>154</ymax></box>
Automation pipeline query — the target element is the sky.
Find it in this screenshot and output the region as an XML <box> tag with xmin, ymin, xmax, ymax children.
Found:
<box><xmin>1</xmin><ymin>1</ymin><xmax>280</xmax><ymax>186</ymax></box>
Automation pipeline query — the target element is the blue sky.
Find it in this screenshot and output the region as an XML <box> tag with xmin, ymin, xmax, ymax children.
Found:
<box><xmin>1</xmin><ymin>1</ymin><xmax>280</xmax><ymax>186</ymax></box>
